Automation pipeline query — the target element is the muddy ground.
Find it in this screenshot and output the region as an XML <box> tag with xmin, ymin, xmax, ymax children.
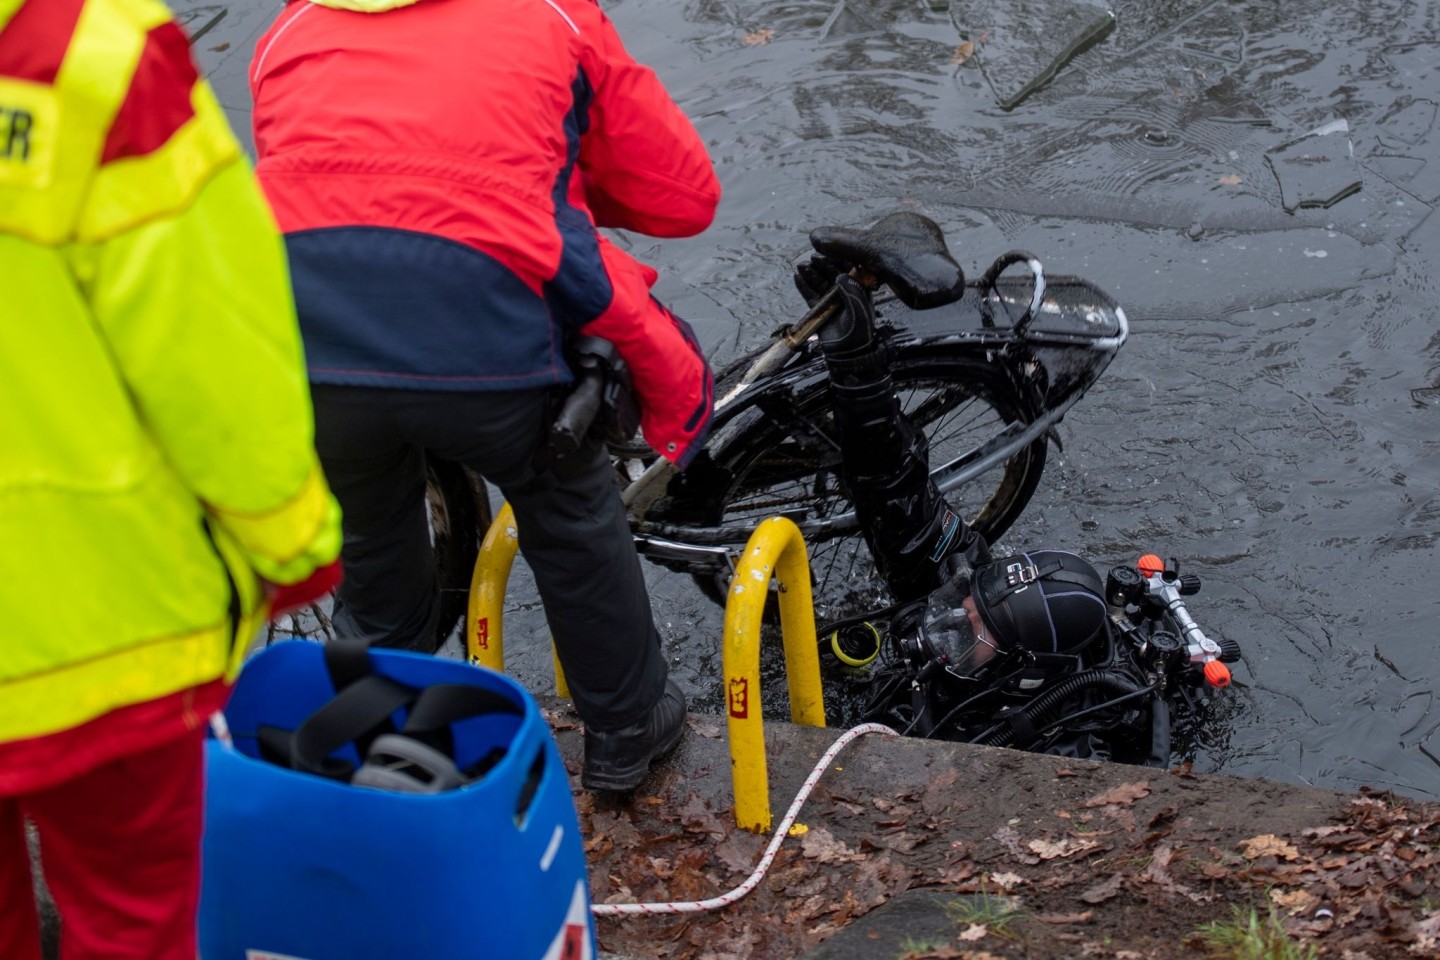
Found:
<box><xmin>29</xmin><ymin>706</ymin><xmax>1436</xmax><ymax>959</ymax></box>
<box><xmin>546</xmin><ymin>705</ymin><xmax>1440</xmax><ymax>959</ymax></box>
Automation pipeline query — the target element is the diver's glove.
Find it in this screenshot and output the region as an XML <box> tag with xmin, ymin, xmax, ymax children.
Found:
<box><xmin>958</xmin><ymin>528</ymin><xmax>993</xmax><ymax>567</ymax></box>
<box><xmin>817</xmin><ymin>273</ymin><xmax>883</xmax><ymax>375</ymax></box>
<box><xmin>793</xmin><ymin>253</ymin><xmax>849</xmax><ymax>308</ymax></box>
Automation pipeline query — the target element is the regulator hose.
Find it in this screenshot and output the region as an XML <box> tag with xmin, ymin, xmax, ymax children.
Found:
<box><xmin>972</xmin><ymin>669</ymin><xmax>1154</xmax><ymax>748</ymax></box>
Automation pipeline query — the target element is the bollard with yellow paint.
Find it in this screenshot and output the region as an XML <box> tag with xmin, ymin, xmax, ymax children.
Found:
<box><xmin>465</xmin><ymin>501</ymin><xmax>570</xmax><ymax>698</ymax></box>
<box><xmin>723</xmin><ymin>516</ymin><xmax>826</xmax><ymax>834</ymax></box>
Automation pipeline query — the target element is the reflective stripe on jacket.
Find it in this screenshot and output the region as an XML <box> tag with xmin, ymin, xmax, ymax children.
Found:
<box><xmin>0</xmin><ymin>0</ymin><xmax>342</xmax><ymax>757</ymax></box>
<box><xmin>249</xmin><ymin>0</ymin><xmax>722</xmax><ymax>466</ymax></box>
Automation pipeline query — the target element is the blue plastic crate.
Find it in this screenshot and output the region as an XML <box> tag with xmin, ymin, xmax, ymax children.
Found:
<box><xmin>200</xmin><ymin>641</ymin><xmax>595</xmax><ymax>960</ymax></box>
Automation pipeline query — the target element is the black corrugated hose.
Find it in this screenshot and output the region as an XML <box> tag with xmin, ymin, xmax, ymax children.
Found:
<box><xmin>972</xmin><ymin>669</ymin><xmax>1155</xmax><ymax>748</ymax></box>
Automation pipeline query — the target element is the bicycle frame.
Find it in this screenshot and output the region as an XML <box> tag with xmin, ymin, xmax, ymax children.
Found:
<box><xmin>624</xmin><ymin>264</ymin><xmax>1128</xmax><ymax>570</ymax></box>
<box><xmin>618</xmin><ymin>289</ymin><xmax>845</xmax><ymax>517</ymax></box>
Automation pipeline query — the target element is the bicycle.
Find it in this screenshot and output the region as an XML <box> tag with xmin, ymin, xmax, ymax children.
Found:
<box><xmin>422</xmin><ymin>209</ymin><xmax>1128</xmax><ymax>642</ymax></box>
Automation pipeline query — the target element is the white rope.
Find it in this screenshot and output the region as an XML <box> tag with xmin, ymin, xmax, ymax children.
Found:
<box><xmin>591</xmin><ymin>723</ymin><xmax>898</xmax><ymax>917</ymax></box>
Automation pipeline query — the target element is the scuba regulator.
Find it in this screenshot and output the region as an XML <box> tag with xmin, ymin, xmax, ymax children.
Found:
<box><xmin>1105</xmin><ymin>554</ymin><xmax>1241</xmax><ymax>689</ymax></box>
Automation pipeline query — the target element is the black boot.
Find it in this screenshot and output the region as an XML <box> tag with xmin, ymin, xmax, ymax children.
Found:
<box><xmin>582</xmin><ymin>679</ymin><xmax>686</xmax><ymax>792</ymax></box>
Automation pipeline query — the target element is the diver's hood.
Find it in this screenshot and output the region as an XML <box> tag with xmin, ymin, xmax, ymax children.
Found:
<box><xmin>971</xmin><ymin>550</ymin><xmax>1108</xmax><ymax>656</ymax></box>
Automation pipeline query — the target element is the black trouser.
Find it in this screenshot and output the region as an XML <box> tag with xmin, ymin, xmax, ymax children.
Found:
<box><xmin>310</xmin><ymin>384</ymin><xmax>667</xmax><ymax>732</ymax></box>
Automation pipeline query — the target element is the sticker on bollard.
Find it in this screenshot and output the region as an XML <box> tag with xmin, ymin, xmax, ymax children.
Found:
<box><xmin>201</xmin><ymin>640</ymin><xmax>595</xmax><ymax>960</ymax></box>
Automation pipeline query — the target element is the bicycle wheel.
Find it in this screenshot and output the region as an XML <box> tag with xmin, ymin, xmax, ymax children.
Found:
<box><xmin>690</xmin><ymin>348</ymin><xmax>1046</xmax><ymax>614</ymax></box>
<box><xmin>426</xmin><ymin>456</ymin><xmax>491</xmax><ymax>647</ymax></box>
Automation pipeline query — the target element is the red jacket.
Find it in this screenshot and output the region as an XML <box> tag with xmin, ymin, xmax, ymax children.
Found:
<box><xmin>250</xmin><ymin>0</ymin><xmax>721</xmax><ymax>465</ymax></box>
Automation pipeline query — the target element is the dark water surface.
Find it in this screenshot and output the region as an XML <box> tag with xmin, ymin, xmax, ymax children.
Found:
<box><xmin>195</xmin><ymin>0</ymin><xmax>1440</xmax><ymax>799</ymax></box>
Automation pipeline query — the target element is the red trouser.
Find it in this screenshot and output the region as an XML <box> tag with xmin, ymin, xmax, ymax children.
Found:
<box><xmin>0</xmin><ymin>726</ymin><xmax>206</xmax><ymax>960</ymax></box>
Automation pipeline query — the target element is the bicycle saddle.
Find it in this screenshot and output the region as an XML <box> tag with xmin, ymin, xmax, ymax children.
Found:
<box><xmin>809</xmin><ymin>211</ymin><xmax>966</xmax><ymax>310</ymax></box>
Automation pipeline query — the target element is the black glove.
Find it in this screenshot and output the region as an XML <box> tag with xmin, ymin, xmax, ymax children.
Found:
<box><xmin>792</xmin><ymin>254</ymin><xmax>849</xmax><ymax>308</ymax></box>
<box><xmin>817</xmin><ymin>273</ymin><xmax>880</xmax><ymax>369</ymax></box>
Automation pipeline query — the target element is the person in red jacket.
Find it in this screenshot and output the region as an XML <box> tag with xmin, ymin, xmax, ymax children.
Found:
<box><xmin>250</xmin><ymin>0</ymin><xmax>722</xmax><ymax>791</ymax></box>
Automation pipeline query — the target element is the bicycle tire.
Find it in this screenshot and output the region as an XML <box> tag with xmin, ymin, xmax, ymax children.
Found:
<box><xmin>425</xmin><ymin>456</ymin><xmax>491</xmax><ymax>647</ymax></box>
<box><xmin>684</xmin><ymin>347</ymin><xmax>1047</xmax><ymax>613</ymax></box>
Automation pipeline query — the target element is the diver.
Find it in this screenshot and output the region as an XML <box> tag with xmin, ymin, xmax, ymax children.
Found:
<box><xmin>865</xmin><ymin>549</ymin><xmax>1177</xmax><ymax>766</ymax></box>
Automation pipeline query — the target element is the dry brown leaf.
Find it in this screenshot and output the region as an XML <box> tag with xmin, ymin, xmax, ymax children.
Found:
<box><xmin>1144</xmin><ymin>843</ymin><xmax>1179</xmax><ymax>887</ymax></box>
<box><xmin>1400</xmin><ymin>872</ymin><xmax>1430</xmax><ymax>897</ymax></box>
<box><xmin>988</xmin><ymin>871</ymin><xmax>1025</xmax><ymax>890</ymax></box>
<box><xmin>1411</xmin><ymin>912</ymin><xmax>1440</xmax><ymax>953</ymax></box>
<box><xmin>785</xmin><ymin>893</ymin><xmax>830</xmax><ymax>924</ymax></box>
<box><xmin>742</xmin><ymin>27</ymin><xmax>775</xmax><ymax>46</ymax></box>
<box><xmin>689</xmin><ymin>717</ymin><xmax>724</xmax><ymax>739</ymax></box>
<box><xmin>991</xmin><ymin>826</ymin><xmax>1041</xmax><ymax>865</ymax></box>
<box><xmin>938</xmin><ymin>861</ymin><xmax>976</xmax><ymax>885</ymax></box>
<box><xmin>1270</xmin><ymin>888</ymin><xmax>1319</xmax><ymax>914</ymax></box>
<box><xmin>957</xmin><ymin>923</ymin><xmax>988</xmax><ymax>941</ymax></box>
<box><xmin>1082</xmin><ymin>781</ymin><xmax>1151</xmax><ymax>808</ymax></box>
<box><xmin>678</xmin><ymin>793</ymin><xmax>726</xmax><ymax>836</ymax></box>
<box><xmin>864</xmin><ymin>831</ymin><xmax>927</xmax><ymax>855</ymax></box>
<box><xmin>1028</xmin><ymin>837</ymin><xmax>1101</xmax><ymax>861</ymax></box>
<box><xmin>712</xmin><ymin>833</ymin><xmax>760</xmax><ymax>875</ymax></box>
<box><xmin>847</xmin><ymin>856</ymin><xmax>895</xmax><ymax>913</ymax></box>
<box><xmin>1240</xmin><ymin>834</ymin><xmax>1302</xmax><ymax>861</ymax></box>
<box><xmin>800</xmin><ymin>825</ymin><xmax>865</xmax><ymax>864</ymax></box>
<box><xmin>542</xmin><ymin>706</ymin><xmax>581</xmax><ymax>732</ymax></box>
<box><xmin>1146</xmin><ymin>804</ymin><xmax>1179</xmax><ymax>829</ymax></box>
<box><xmin>1079</xmin><ymin>874</ymin><xmax>1123</xmax><ymax>904</ymax></box>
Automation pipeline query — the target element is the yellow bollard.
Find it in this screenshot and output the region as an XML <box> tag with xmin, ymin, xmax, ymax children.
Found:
<box><xmin>722</xmin><ymin>516</ymin><xmax>826</xmax><ymax>834</ymax></box>
<box><xmin>466</xmin><ymin>502</ymin><xmax>570</xmax><ymax>698</ymax></box>
<box><xmin>467</xmin><ymin>503</ymin><xmax>517</xmax><ymax>671</ymax></box>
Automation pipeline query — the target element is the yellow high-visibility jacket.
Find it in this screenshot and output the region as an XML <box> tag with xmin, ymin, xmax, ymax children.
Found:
<box><xmin>0</xmin><ymin>0</ymin><xmax>342</xmax><ymax>755</ymax></box>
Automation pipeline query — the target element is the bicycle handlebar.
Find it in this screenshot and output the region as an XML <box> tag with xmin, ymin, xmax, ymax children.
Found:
<box><xmin>549</xmin><ymin>337</ymin><xmax>629</xmax><ymax>457</ymax></box>
<box><xmin>550</xmin><ymin>367</ymin><xmax>605</xmax><ymax>457</ymax></box>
